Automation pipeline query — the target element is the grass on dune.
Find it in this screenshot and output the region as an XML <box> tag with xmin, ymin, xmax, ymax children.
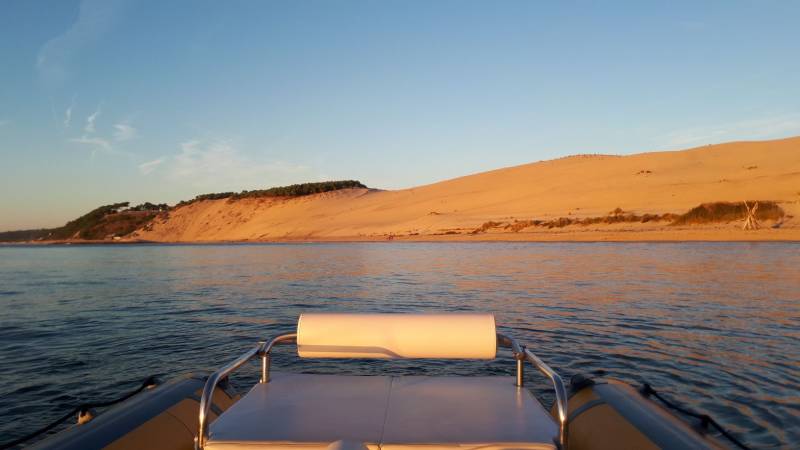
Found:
<box><xmin>671</xmin><ymin>201</ymin><xmax>784</xmax><ymax>226</ymax></box>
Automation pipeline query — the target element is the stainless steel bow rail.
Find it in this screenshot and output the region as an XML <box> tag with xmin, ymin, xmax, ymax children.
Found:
<box><xmin>195</xmin><ymin>333</ymin><xmax>568</xmax><ymax>450</ymax></box>
<box><xmin>196</xmin><ymin>332</ymin><xmax>297</xmax><ymax>450</ymax></box>
<box><xmin>497</xmin><ymin>334</ymin><xmax>569</xmax><ymax>449</ymax></box>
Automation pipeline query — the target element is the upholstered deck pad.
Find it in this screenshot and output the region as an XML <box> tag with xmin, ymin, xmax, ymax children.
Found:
<box><xmin>206</xmin><ymin>372</ymin><xmax>558</xmax><ymax>450</ymax></box>
<box><xmin>381</xmin><ymin>376</ymin><xmax>557</xmax><ymax>448</ymax></box>
<box><xmin>207</xmin><ymin>373</ymin><xmax>391</xmax><ymax>448</ymax></box>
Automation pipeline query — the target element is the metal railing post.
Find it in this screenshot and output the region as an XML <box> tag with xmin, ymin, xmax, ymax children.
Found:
<box><xmin>260</xmin><ymin>353</ymin><xmax>270</xmax><ymax>383</ymax></box>
<box><xmin>258</xmin><ymin>340</ymin><xmax>268</xmax><ymax>383</ymax></box>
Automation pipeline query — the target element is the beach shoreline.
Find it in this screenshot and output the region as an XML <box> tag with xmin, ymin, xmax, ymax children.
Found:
<box><xmin>7</xmin><ymin>224</ymin><xmax>800</xmax><ymax>245</ymax></box>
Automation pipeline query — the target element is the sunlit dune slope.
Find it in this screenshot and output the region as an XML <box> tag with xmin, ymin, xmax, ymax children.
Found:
<box><xmin>134</xmin><ymin>137</ymin><xmax>800</xmax><ymax>241</ymax></box>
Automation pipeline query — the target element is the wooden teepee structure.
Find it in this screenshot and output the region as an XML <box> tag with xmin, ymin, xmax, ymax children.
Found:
<box><xmin>742</xmin><ymin>201</ymin><xmax>759</xmax><ymax>230</ymax></box>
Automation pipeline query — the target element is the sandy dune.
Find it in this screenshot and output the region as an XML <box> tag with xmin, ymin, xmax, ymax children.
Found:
<box><xmin>134</xmin><ymin>137</ymin><xmax>800</xmax><ymax>242</ymax></box>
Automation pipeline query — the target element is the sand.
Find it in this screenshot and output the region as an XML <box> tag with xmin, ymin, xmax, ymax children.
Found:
<box><xmin>133</xmin><ymin>137</ymin><xmax>800</xmax><ymax>242</ymax></box>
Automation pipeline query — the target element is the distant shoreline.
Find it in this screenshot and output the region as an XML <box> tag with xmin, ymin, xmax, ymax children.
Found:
<box><xmin>4</xmin><ymin>226</ymin><xmax>799</xmax><ymax>246</ymax></box>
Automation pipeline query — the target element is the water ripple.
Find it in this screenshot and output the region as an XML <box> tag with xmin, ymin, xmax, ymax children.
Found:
<box><xmin>0</xmin><ymin>242</ymin><xmax>798</xmax><ymax>448</ymax></box>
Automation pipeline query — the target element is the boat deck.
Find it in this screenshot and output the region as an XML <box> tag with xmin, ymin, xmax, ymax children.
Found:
<box><xmin>206</xmin><ymin>372</ymin><xmax>559</xmax><ymax>450</ymax></box>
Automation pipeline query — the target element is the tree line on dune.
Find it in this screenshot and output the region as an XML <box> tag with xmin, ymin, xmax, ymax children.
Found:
<box><xmin>0</xmin><ymin>181</ymin><xmax>368</xmax><ymax>242</ymax></box>
<box><xmin>0</xmin><ymin>202</ymin><xmax>168</xmax><ymax>242</ymax></box>
<box><xmin>175</xmin><ymin>180</ymin><xmax>367</xmax><ymax>207</ymax></box>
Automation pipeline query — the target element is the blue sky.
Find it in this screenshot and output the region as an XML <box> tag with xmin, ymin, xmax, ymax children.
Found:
<box><xmin>1</xmin><ymin>1</ymin><xmax>799</xmax><ymax>230</ymax></box>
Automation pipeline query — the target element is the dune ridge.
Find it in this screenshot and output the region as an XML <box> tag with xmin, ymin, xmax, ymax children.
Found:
<box><xmin>133</xmin><ymin>137</ymin><xmax>800</xmax><ymax>242</ymax></box>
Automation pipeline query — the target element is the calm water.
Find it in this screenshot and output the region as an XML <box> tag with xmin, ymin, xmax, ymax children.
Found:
<box><xmin>0</xmin><ymin>243</ymin><xmax>798</xmax><ymax>448</ymax></box>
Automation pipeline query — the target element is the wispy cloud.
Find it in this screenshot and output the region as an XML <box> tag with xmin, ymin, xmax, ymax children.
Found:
<box><xmin>169</xmin><ymin>139</ymin><xmax>313</xmax><ymax>189</ymax></box>
<box><xmin>113</xmin><ymin>121</ymin><xmax>137</xmax><ymax>141</ymax></box>
<box><xmin>36</xmin><ymin>0</ymin><xmax>129</xmax><ymax>87</ymax></box>
<box><xmin>68</xmin><ymin>106</ymin><xmax>138</xmax><ymax>158</ymax></box>
<box><xmin>138</xmin><ymin>157</ymin><xmax>165</xmax><ymax>175</ymax></box>
<box><xmin>69</xmin><ymin>135</ymin><xmax>112</xmax><ymax>157</ymax></box>
<box><xmin>85</xmin><ymin>107</ymin><xmax>101</xmax><ymax>133</ymax></box>
<box><xmin>64</xmin><ymin>102</ymin><xmax>74</xmax><ymax>128</ymax></box>
<box><xmin>655</xmin><ymin>114</ymin><xmax>800</xmax><ymax>148</ymax></box>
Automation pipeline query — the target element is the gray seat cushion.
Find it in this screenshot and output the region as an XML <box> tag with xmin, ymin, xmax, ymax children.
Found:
<box><xmin>207</xmin><ymin>373</ymin><xmax>557</xmax><ymax>450</ymax></box>
<box><xmin>381</xmin><ymin>376</ymin><xmax>558</xmax><ymax>448</ymax></box>
<box><xmin>208</xmin><ymin>373</ymin><xmax>390</xmax><ymax>448</ymax></box>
